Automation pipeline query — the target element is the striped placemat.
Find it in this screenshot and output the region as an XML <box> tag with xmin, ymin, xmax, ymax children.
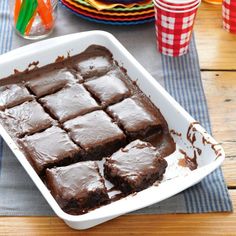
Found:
<box><xmin>0</xmin><ymin>0</ymin><xmax>233</xmax><ymax>215</ymax></box>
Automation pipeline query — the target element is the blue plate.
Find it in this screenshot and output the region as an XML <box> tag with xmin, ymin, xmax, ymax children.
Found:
<box><xmin>60</xmin><ymin>1</ymin><xmax>154</xmax><ymax>25</ymax></box>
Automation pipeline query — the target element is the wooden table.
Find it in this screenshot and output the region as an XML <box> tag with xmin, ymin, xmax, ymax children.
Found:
<box><xmin>0</xmin><ymin>2</ymin><xmax>235</xmax><ymax>235</ymax></box>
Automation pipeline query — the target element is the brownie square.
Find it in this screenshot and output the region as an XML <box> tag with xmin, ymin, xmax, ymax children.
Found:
<box><xmin>40</xmin><ymin>84</ymin><xmax>100</xmax><ymax>122</ymax></box>
<box><xmin>20</xmin><ymin>126</ymin><xmax>81</xmax><ymax>175</ymax></box>
<box><xmin>76</xmin><ymin>55</ymin><xmax>113</xmax><ymax>79</ymax></box>
<box><xmin>84</xmin><ymin>70</ymin><xmax>131</xmax><ymax>107</ymax></box>
<box><xmin>63</xmin><ymin>110</ymin><xmax>126</xmax><ymax>160</ymax></box>
<box><xmin>46</xmin><ymin>161</ymin><xmax>109</xmax><ymax>214</ymax></box>
<box><xmin>104</xmin><ymin>139</ymin><xmax>168</xmax><ymax>194</ymax></box>
<box><xmin>107</xmin><ymin>96</ymin><xmax>163</xmax><ymax>140</ymax></box>
<box><xmin>0</xmin><ymin>100</ymin><xmax>53</xmax><ymax>138</ymax></box>
<box><xmin>0</xmin><ymin>84</ymin><xmax>33</xmax><ymax>110</ymax></box>
<box><xmin>26</xmin><ymin>69</ymin><xmax>76</xmax><ymax>97</ymax></box>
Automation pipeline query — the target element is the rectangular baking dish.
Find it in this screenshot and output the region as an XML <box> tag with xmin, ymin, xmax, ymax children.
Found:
<box><xmin>0</xmin><ymin>31</ymin><xmax>224</xmax><ymax>230</ymax></box>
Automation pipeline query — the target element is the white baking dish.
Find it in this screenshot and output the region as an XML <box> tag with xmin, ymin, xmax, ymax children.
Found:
<box><xmin>0</xmin><ymin>31</ymin><xmax>224</xmax><ymax>230</ymax></box>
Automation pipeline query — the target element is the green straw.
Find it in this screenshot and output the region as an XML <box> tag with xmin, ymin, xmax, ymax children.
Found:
<box><xmin>16</xmin><ymin>0</ymin><xmax>38</xmax><ymax>35</ymax></box>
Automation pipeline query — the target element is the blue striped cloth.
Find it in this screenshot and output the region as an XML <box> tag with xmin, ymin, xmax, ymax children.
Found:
<box><xmin>0</xmin><ymin>0</ymin><xmax>13</xmax><ymax>172</ymax></box>
<box><xmin>161</xmin><ymin>45</ymin><xmax>232</xmax><ymax>212</ymax></box>
<box><xmin>0</xmin><ymin>0</ymin><xmax>232</xmax><ymax>215</ymax></box>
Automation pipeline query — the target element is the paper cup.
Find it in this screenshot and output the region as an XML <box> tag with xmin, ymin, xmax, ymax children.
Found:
<box><xmin>223</xmin><ymin>17</ymin><xmax>236</xmax><ymax>23</ymax></box>
<box><xmin>222</xmin><ymin>4</ymin><xmax>236</xmax><ymax>16</ymax></box>
<box><xmin>223</xmin><ymin>1</ymin><xmax>236</xmax><ymax>12</ymax></box>
<box><xmin>154</xmin><ymin>0</ymin><xmax>201</xmax><ymax>12</ymax></box>
<box><xmin>156</xmin><ymin>0</ymin><xmax>200</xmax><ymax>10</ymax></box>
<box><xmin>222</xmin><ymin>0</ymin><xmax>236</xmax><ymax>34</ymax></box>
<box><xmin>222</xmin><ymin>5</ymin><xmax>236</xmax><ymax>18</ymax></box>
<box><xmin>154</xmin><ymin>0</ymin><xmax>200</xmax><ymax>56</ymax></box>
<box><xmin>159</xmin><ymin>0</ymin><xmax>199</xmax><ymax>5</ymax></box>
<box><xmin>223</xmin><ymin>23</ymin><xmax>236</xmax><ymax>33</ymax></box>
<box><xmin>156</xmin><ymin>3</ymin><xmax>199</xmax><ymax>12</ymax></box>
<box><xmin>159</xmin><ymin>0</ymin><xmax>197</xmax><ymax>6</ymax></box>
<box><xmin>156</xmin><ymin>30</ymin><xmax>192</xmax><ymax>42</ymax></box>
<box><xmin>157</xmin><ymin>43</ymin><xmax>190</xmax><ymax>56</ymax></box>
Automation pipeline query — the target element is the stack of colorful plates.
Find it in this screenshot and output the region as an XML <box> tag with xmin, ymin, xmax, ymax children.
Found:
<box><xmin>60</xmin><ymin>0</ymin><xmax>155</xmax><ymax>25</ymax></box>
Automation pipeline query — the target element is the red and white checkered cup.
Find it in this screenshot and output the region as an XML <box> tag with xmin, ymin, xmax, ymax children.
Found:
<box><xmin>159</xmin><ymin>0</ymin><xmax>198</xmax><ymax>5</ymax></box>
<box><xmin>222</xmin><ymin>0</ymin><xmax>236</xmax><ymax>33</ymax></box>
<box><xmin>223</xmin><ymin>4</ymin><xmax>236</xmax><ymax>18</ymax></box>
<box><xmin>157</xmin><ymin>0</ymin><xmax>199</xmax><ymax>9</ymax></box>
<box><xmin>153</xmin><ymin>0</ymin><xmax>200</xmax><ymax>56</ymax></box>
<box><xmin>156</xmin><ymin>0</ymin><xmax>199</xmax><ymax>11</ymax></box>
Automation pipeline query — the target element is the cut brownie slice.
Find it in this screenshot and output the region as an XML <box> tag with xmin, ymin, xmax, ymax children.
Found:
<box><xmin>107</xmin><ymin>96</ymin><xmax>163</xmax><ymax>140</ymax></box>
<box><xmin>20</xmin><ymin>126</ymin><xmax>81</xmax><ymax>175</ymax></box>
<box><xmin>63</xmin><ymin>110</ymin><xmax>126</xmax><ymax>160</ymax></box>
<box><xmin>84</xmin><ymin>70</ymin><xmax>131</xmax><ymax>107</ymax></box>
<box><xmin>77</xmin><ymin>55</ymin><xmax>112</xmax><ymax>78</ymax></box>
<box><xmin>40</xmin><ymin>83</ymin><xmax>100</xmax><ymax>123</ymax></box>
<box><xmin>26</xmin><ymin>69</ymin><xmax>76</xmax><ymax>97</ymax></box>
<box><xmin>46</xmin><ymin>161</ymin><xmax>109</xmax><ymax>214</ymax></box>
<box><xmin>0</xmin><ymin>100</ymin><xmax>53</xmax><ymax>138</ymax></box>
<box><xmin>0</xmin><ymin>84</ymin><xmax>33</xmax><ymax>110</ymax></box>
<box><xmin>104</xmin><ymin>139</ymin><xmax>168</xmax><ymax>194</ymax></box>
<box><xmin>74</xmin><ymin>46</ymin><xmax>114</xmax><ymax>79</ymax></box>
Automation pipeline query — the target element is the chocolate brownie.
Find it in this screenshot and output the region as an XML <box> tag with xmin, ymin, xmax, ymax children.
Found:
<box><xmin>104</xmin><ymin>140</ymin><xmax>167</xmax><ymax>194</ymax></box>
<box><xmin>78</xmin><ymin>55</ymin><xmax>112</xmax><ymax>78</ymax></box>
<box><xmin>84</xmin><ymin>70</ymin><xmax>131</xmax><ymax>107</ymax></box>
<box><xmin>26</xmin><ymin>69</ymin><xmax>76</xmax><ymax>97</ymax></box>
<box><xmin>0</xmin><ymin>100</ymin><xmax>53</xmax><ymax>138</ymax></box>
<box><xmin>63</xmin><ymin>110</ymin><xmax>126</xmax><ymax>160</ymax></box>
<box><xmin>39</xmin><ymin>83</ymin><xmax>100</xmax><ymax>122</ymax></box>
<box><xmin>0</xmin><ymin>45</ymin><xmax>176</xmax><ymax>214</ymax></box>
<box><xmin>107</xmin><ymin>96</ymin><xmax>163</xmax><ymax>140</ymax></box>
<box><xmin>74</xmin><ymin>46</ymin><xmax>114</xmax><ymax>79</ymax></box>
<box><xmin>0</xmin><ymin>84</ymin><xmax>33</xmax><ymax>110</ymax></box>
<box><xmin>46</xmin><ymin>161</ymin><xmax>109</xmax><ymax>214</ymax></box>
<box><xmin>20</xmin><ymin>126</ymin><xmax>81</xmax><ymax>175</ymax></box>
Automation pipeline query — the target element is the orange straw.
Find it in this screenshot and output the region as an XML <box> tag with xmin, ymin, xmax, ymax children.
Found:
<box><xmin>46</xmin><ymin>0</ymin><xmax>52</xmax><ymax>10</ymax></box>
<box><xmin>25</xmin><ymin>8</ymin><xmax>37</xmax><ymax>36</ymax></box>
<box><xmin>37</xmin><ymin>0</ymin><xmax>53</xmax><ymax>30</ymax></box>
<box><xmin>14</xmin><ymin>0</ymin><xmax>22</xmax><ymax>24</ymax></box>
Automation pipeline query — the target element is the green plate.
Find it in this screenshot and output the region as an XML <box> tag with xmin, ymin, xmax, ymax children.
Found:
<box><xmin>72</xmin><ymin>0</ymin><xmax>154</xmax><ymax>12</ymax></box>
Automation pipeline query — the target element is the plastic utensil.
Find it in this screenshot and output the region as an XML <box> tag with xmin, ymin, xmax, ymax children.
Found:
<box><xmin>37</xmin><ymin>0</ymin><xmax>54</xmax><ymax>30</ymax></box>
<box><xmin>16</xmin><ymin>0</ymin><xmax>38</xmax><ymax>34</ymax></box>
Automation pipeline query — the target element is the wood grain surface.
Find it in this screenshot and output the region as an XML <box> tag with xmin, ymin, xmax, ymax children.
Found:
<box><xmin>0</xmin><ymin>191</ymin><xmax>235</xmax><ymax>235</ymax></box>
<box><xmin>195</xmin><ymin>3</ymin><xmax>236</xmax><ymax>70</ymax></box>
<box><xmin>0</xmin><ymin>2</ymin><xmax>235</xmax><ymax>235</ymax></box>
<box><xmin>202</xmin><ymin>71</ymin><xmax>236</xmax><ymax>188</ymax></box>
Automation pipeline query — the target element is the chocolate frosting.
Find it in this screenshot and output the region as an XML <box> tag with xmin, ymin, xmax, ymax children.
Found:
<box><xmin>26</xmin><ymin>69</ymin><xmax>76</xmax><ymax>97</ymax></box>
<box><xmin>84</xmin><ymin>70</ymin><xmax>130</xmax><ymax>106</ymax></box>
<box><xmin>0</xmin><ymin>100</ymin><xmax>53</xmax><ymax>137</ymax></box>
<box><xmin>46</xmin><ymin>161</ymin><xmax>106</xmax><ymax>200</ymax></box>
<box><xmin>107</xmin><ymin>97</ymin><xmax>162</xmax><ymax>132</ymax></box>
<box><xmin>105</xmin><ymin>140</ymin><xmax>166</xmax><ymax>181</ymax></box>
<box><xmin>21</xmin><ymin>126</ymin><xmax>80</xmax><ymax>174</ymax></box>
<box><xmin>40</xmin><ymin>83</ymin><xmax>100</xmax><ymax>122</ymax></box>
<box><xmin>63</xmin><ymin>110</ymin><xmax>125</xmax><ymax>149</ymax></box>
<box><xmin>0</xmin><ymin>45</ymin><xmax>176</xmax><ymax>214</ymax></box>
<box><xmin>0</xmin><ymin>84</ymin><xmax>33</xmax><ymax>110</ymax></box>
<box><xmin>76</xmin><ymin>56</ymin><xmax>113</xmax><ymax>79</ymax></box>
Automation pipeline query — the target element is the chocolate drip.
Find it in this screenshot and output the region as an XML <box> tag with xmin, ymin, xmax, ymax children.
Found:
<box><xmin>178</xmin><ymin>149</ymin><xmax>198</xmax><ymax>171</ymax></box>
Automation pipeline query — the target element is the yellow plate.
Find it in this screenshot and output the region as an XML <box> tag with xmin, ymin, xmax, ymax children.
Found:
<box><xmin>66</xmin><ymin>0</ymin><xmax>154</xmax><ymax>15</ymax></box>
<box><xmin>86</xmin><ymin>0</ymin><xmax>152</xmax><ymax>11</ymax></box>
